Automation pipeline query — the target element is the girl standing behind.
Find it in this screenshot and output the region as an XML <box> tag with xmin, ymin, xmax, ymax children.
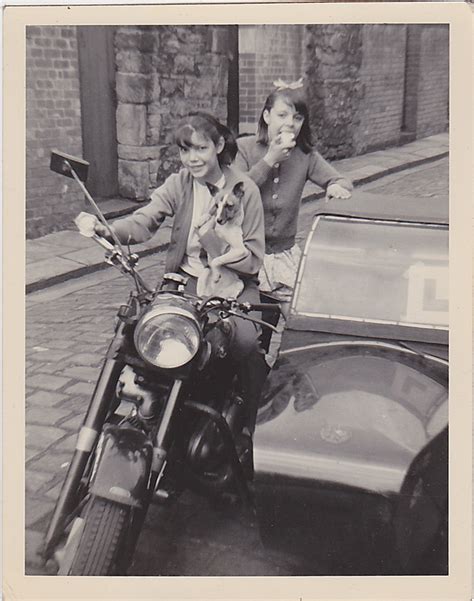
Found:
<box><xmin>234</xmin><ymin>80</ymin><xmax>353</xmax><ymax>363</ymax></box>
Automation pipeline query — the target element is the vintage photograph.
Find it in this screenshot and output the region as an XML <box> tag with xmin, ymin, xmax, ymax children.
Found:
<box><xmin>23</xmin><ymin>21</ymin><xmax>450</xmax><ymax>579</ymax></box>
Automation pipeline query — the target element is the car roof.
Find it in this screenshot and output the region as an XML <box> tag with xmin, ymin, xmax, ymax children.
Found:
<box><xmin>312</xmin><ymin>191</ymin><xmax>448</xmax><ymax>225</ymax></box>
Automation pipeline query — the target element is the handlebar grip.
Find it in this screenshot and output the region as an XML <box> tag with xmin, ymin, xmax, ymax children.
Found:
<box><xmin>248</xmin><ymin>303</ymin><xmax>281</xmax><ymax>312</ymax></box>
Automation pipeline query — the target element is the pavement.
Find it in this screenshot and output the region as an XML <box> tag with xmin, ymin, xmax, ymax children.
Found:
<box><xmin>26</xmin><ymin>132</ymin><xmax>448</xmax><ymax>294</ymax></box>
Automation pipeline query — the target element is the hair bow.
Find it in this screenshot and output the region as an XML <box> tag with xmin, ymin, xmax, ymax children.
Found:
<box><xmin>272</xmin><ymin>77</ymin><xmax>304</xmax><ymax>91</ymax></box>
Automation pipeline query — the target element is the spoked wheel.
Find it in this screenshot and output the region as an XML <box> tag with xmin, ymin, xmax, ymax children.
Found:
<box><xmin>66</xmin><ymin>496</ymin><xmax>131</xmax><ymax>576</ymax></box>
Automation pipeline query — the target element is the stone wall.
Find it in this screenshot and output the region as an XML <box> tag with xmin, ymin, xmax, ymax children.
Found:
<box><xmin>303</xmin><ymin>24</ymin><xmax>363</xmax><ymax>159</ymax></box>
<box><xmin>239</xmin><ymin>25</ymin><xmax>304</xmax><ymax>134</ymax></box>
<box><xmin>303</xmin><ymin>24</ymin><xmax>449</xmax><ymax>158</ymax></box>
<box><xmin>115</xmin><ymin>25</ymin><xmax>231</xmax><ymax>201</ymax></box>
<box><xmin>26</xmin><ymin>26</ymin><xmax>85</xmax><ymax>238</ymax></box>
<box><xmin>353</xmin><ymin>25</ymin><xmax>408</xmax><ymax>154</ymax></box>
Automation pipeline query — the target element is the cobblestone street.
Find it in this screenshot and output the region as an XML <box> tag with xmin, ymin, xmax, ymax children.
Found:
<box><xmin>25</xmin><ymin>158</ymin><xmax>448</xmax><ymax>575</ymax></box>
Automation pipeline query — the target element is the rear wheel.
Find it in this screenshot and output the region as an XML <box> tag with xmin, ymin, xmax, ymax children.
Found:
<box><xmin>68</xmin><ymin>497</ymin><xmax>130</xmax><ymax>575</ymax></box>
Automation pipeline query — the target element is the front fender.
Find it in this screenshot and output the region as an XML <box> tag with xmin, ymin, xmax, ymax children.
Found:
<box><xmin>90</xmin><ymin>425</ymin><xmax>153</xmax><ymax>508</ymax></box>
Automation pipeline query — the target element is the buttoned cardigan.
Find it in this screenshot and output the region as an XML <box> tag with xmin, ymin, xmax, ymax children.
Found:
<box><xmin>111</xmin><ymin>165</ymin><xmax>265</xmax><ymax>280</ymax></box>
<box><xmin>235</xmin><ymin>135</ymin><xmax>353</xmax><ymax>253</ymax></box>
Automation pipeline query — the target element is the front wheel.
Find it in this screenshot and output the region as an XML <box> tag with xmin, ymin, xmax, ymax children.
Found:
<box><xmin>68</xmin><ymin>497</ymin><xmax>130</xmax><ymax>575</ymax></box>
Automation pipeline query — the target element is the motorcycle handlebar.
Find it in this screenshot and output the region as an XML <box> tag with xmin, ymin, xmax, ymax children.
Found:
<box><xmin>91</xmin><ymin>233</ymin><xmax>115</xmax><ymax>251</ymax></box>
<box><xmin>243</xmin><ymin>303</ymin><xmax>281</xmax><ymax>313</ymax></box>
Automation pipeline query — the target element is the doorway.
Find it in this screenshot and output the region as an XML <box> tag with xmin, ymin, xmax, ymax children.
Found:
<box><xmin>77</xmin><ymin>26</ymin><xmax>118</xmax><ymax>199</ymax></box>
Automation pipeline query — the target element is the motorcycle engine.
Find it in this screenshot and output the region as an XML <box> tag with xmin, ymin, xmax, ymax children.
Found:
<box><xmin>116</xmin><ymin>365</ymin><xmax>166</xmax><ymax>420</ymax></box>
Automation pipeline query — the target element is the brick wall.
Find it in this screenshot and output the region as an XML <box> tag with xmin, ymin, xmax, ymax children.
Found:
<box><xmin>26</xmin><ymin>26</ymin><xmax>85</xmax><ymax>238</ymax></box>
<box><xmin>239</xmin><ymin>25</ymin><xmax>304</xmax><ymax>133</ymax></box>
<box><xmin>115</xmin><ymin>25</ymin><xmax>231</xmax><ymax>200</ymax></box>
<box><xmin>250</xmin><ymin>24</ymin><xmax>448</xmax><ymax>158</ymax></box>
<box><xmin>353</xmin><ymin>25</ymin><xmax>407</xmax><ymax>154</ymax></box>
<box><xmin>401</xmin><ymin>25</ymin><xmax>422</xmax><ymax>137</ymax></box>
<box><xmin>26</xmin><ymin>24</ymin><xmax>449</xmax><ymax>238</ymax></box>
<box><xmin>416</xmin><ymin>25</ymin><xmax>449</xmax><ymax>137</ymax></box>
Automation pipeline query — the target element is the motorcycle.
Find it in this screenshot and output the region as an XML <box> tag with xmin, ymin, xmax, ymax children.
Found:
<box><xmin>41</xmin><ymin>151</ymin><xmax>279</xmax><ymax>575</ymax></box>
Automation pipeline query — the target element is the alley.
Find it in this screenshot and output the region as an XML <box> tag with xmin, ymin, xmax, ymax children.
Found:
<box><xmin>25</xmin><ymin>157</ymin><xmax>448</xmax><ymax>576</ymax></box>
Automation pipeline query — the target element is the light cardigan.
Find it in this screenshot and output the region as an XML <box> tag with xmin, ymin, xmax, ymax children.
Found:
<box><xmin>111</xmin><ymin>165</ymin><xmax>265</xmax><ymax>280</ymax></box>
<box><xmin>235</xmin><ymin>135</ymin><xmax>353</xmax><ymax>253</ymax></box>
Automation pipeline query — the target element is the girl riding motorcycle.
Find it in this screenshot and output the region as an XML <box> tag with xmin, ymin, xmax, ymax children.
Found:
<box><xmin>92</xmin><ymin>111</ymin><xmax>268</xmax><ymax>437</ymax></box>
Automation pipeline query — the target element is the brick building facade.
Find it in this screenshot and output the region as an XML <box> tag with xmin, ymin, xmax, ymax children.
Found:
<box><xmin>242</xmin><ymin>24</ymin><xmax>449</xmax><ymax>158</ymax></box>
<box><xmin>353</xmin><ymin>25</ymin><xmax>408</xmax><ymax>154</ymax></box>
<box><xmin>26</xmin><ymin>25</ymin><xmax>231</xmax><ymax>238</ymax></box>
<box><xmin>26</xmin><ymin>26</ymin><xmax>85</xmax><ymax>237</ymax></box>
<box><xmin>415</xmin><ymin>25</ymin><xmax>449</xmax><ymax>138</ymax></box>
<box><xmin>239</xmin><ymin>25</ymin><xmax>304</xmax><ymax>134</ymax></box>
<box><xmin>26</xmin><ymin>24</ymin><xmax>449</xmax><ymax>238</ymax></box>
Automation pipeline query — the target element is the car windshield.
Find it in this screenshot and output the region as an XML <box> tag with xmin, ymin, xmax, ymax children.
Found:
<box><xmin>293</xmin><ymin>216</ymin><xmax>448</xmax><ymax>331</ymax></box>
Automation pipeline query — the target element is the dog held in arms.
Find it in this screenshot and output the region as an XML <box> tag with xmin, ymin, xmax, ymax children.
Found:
<box><xmin>196</xmin><ymin>181</ymin><xmax>249</xmax><ymax>298</ymax></box>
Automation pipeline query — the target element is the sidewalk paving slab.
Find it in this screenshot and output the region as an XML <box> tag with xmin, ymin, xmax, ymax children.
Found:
<box><xmin>26</xmin><ymin>256</ymin><xmax>88</xmax><ymax>286</ymax></box>
<box><xmin>347</xmin><ymin>164</ymin><xmax>387</xmax><ymax>180</ymax></box>
<box><xmin>26</xmin><ymin>132</ymin><xmax>448</xmax><ymax>294</ymax></box>
<box><xmin>354</xmin><ymin>152</ymin><xmax>414</xmax><ymax>169</ymax></box>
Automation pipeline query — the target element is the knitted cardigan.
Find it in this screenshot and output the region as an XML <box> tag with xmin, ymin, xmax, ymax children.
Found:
<box><xmin>235</xmin><ymin>135</ymin><xmax>353</xmax><ymax>253</ymax></box>
<box><xmin>111</xmin><ymin>165</ymin><xmax>265</xmax><ymax>279</ymax></box>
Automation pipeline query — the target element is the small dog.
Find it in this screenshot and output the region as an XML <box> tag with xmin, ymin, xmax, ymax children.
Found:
<box><xmin>196</xmin><ymin>181</ymin><xmax>248</xmax><ymax>298</ymax></box>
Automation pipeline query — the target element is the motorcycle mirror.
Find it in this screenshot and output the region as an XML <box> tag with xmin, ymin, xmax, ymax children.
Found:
<box><xmin>50</xmin><ymin>150</ymin><xmax>89</xmax><ymax>183</ymax></box>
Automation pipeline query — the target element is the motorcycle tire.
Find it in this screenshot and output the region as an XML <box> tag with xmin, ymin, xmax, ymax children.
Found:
<box><xmin>68</xmin><ymin>496</ymin><xmax>130</xmax><ymax>576</ymax></box>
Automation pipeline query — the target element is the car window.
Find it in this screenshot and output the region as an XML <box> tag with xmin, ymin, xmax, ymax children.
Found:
<box><xmin>293</xmin><ymin>216</ymin><xmax>448</xmax><ymax>331</ymax></box>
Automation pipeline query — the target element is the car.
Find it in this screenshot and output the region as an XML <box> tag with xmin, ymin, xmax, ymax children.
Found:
<box><xmin>253</xmin><ymin>191</ymin><xmax>448</xmax><ymax>575</ymax></box>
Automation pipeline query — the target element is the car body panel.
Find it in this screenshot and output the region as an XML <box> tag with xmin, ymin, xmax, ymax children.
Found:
<box><xmin>310</xmin><ymin>191</ymin><xmax>448</xmax><ymax>225</ymax></box>
<box><xmin>253</xmin><ymin>191</ymin><xmax>449</xmax><ymax>573</ymax></box>
<box><xmin>254</xmin><ymin>341</ymin><xmax>447</xmax><ymax>494</ymax></box>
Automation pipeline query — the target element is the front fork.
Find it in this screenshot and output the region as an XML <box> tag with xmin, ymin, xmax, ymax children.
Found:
<box><xmin>110</xmin><ymin>378</ymin><xmax>184</xmax><ymax>564</ymax></box>
<box><xmin>42</xmin><ymin>322</ymin><xmax>127</xmax><ymax>560</ymax></box>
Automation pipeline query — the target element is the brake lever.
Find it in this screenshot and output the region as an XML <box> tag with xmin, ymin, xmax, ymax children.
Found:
<box><xmin>91</xmin><ymin>233</ymin><xmax>115</xmax><ymax>251</ymax></box>
<box><xmin>224</xmin><ymin>309</ymin><xmax>279</xmax><ymax>333</ymax></box>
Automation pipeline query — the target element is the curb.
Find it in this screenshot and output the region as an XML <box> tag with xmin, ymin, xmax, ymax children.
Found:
<box><xmin>26</xmin><ymin>241</ymin><xmax>169</xmax><ymax>294</ymax></box>
<box><xmin>301</xmin><ymin>150</ymin><xmax>449</xmax><ymax>204</ymax></box>
<box><xmin>27</xmin><ymin>150</ymin><xmax>448</xmax><ymax>295</ymax></box>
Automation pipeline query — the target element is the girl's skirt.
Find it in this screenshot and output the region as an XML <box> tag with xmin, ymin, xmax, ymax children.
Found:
<box><xmin>258</xmin><ymin>244</ymin><xmax>302</xmax><ymax>367</ymax></box>
<box><xmin>258</xmin><ymin>244</ymin><xmax>302</xmax><ymax>304</ymax></box>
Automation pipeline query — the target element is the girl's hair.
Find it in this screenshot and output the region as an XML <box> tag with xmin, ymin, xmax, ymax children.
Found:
<box><xmin>256</xmin><ymin>87</ymin><xmax>313</xmax><ymax>154</ymax></box>
<box><xmin>174</xmin><ymin>112</ymin><xmax>237</xmax><ymax>166</ymax></box>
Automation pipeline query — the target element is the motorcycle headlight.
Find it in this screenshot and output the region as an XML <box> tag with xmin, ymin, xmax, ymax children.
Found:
<box><xmin>134</xmin><ymin>307</ymin><xmax>201</xmax><ymax>369</ymax></box>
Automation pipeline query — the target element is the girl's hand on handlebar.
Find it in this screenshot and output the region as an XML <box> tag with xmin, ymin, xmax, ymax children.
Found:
<box><xmin>326</xmin><ymin>183</ymin><xmax>352</xmax><ymax>201</ymax></box>
<box><xmin>74</xmin><ymin>212</ymin><xmax>113</xmax><ymax>241</ymax></box>
<box><xmin>94</xmin><ymin>221</ymin><xmax>111</xmax><ymax>238</ymax></box>
<box><xmin>264</xmin><ymin>132</ymin><xmax>296</xmax><ymax>166</ymax></box>
<box><xmin>75</xmin><ymin>211</ymin><xmax>101</xmax><ymax>238</ymax></box>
